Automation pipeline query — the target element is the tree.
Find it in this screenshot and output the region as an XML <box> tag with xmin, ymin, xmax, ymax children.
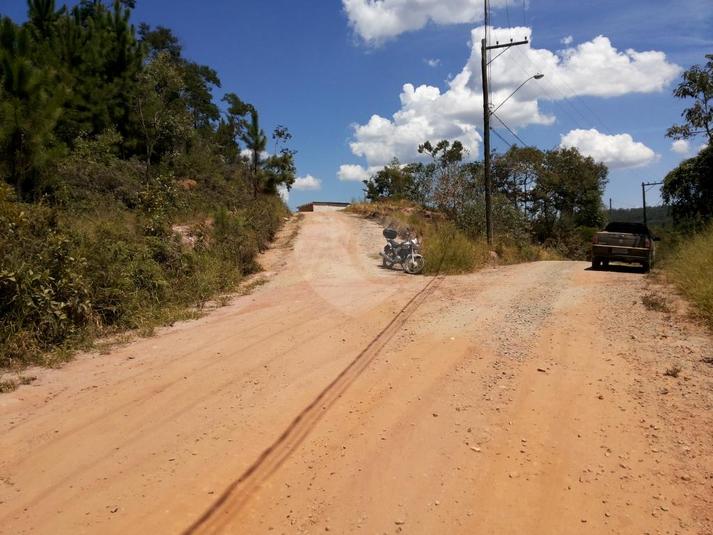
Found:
<box><xmin>48</xmin><ymin>1</ymin><xmax>143</xmax><ymax>145</ymax></box>
<box><xmin>138</xmin><ymin>23</ymin><xmax>182</xmax><ymax>59</ymax></box>
<box><xmin>215</xmin><ymin>92</ymin><xmax>253</xmax><ymax>164</ymax></box>
<box><xmin>138</xmin><ymin>24</ymin><xmax>221</xmax><ymax>132</ymax></box>
<box><xmin>0</xmin><ymin>18</ymin><xmax>64</xmax><ymax>197</ymax></box>
<box><xmin>132</xmin><ymin>51</ymin><xmax>192</xmax><ymax>175</ymax></box>
<box><xmin>262</xmin><ymin>152</ymin><xmax>296</xmax><ymax>195</ymax></box>
<box><xmin>418</xmin><ymin>140</ymin><xmax>472</xmax><ymax>218</ymax></box>
<box><xmin>492</xmin><ymin>145</ymin><xmax>544</xmax><ymax>216</ymax></box>
<box><xmin>531</xmin><ymin>147</ymin><xmax>607</xmax><ymax>242</ymax></box>
<box><xmin>662</xmin><ymin>145</ymin><xmax>713</xmax><ymax>230</ymax></box>
<box><xmin>240</xmin><ymin>109</ymin><xmax>267</xmax><ymax>197</ymax></box>
<box><xmin>27</xmin><ymin>0</ymin><xmax>62</xmax><ymax>40</ymax></box>
<box><xmin>262</xmin><ymin>125</ymin><xmax>296</xmax><ymax>194</ymax></box>
<box><xmin>666</xmin><ymin>54</ymin><xmax>713</xmax><ymax>145</ymax></box>
<box><xmin>363</xmin><ymin>158</ymin><xmax>414</xmax><ymax>201</ymax></box>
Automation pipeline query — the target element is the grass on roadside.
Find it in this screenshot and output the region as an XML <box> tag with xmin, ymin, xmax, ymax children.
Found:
<box><xmin>348</xmin><ymin>200</ymin><xmax>559</xmax><ymax>275</ymax></box>
<box><xmin>1</xmin><ymin>184</ymin><xmax>289</xmax><ymax>371</ymax></box>
<box><xmin>663</xmin><ymin>225</ymin><xmax>713</xmax><ymax>329</ymax></box>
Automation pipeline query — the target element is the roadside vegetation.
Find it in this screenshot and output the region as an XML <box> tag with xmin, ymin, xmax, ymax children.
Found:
<box><xmin>349</xmin><ymin>200</ymin><xmax>558</xmax><ymax>274</ymax></box>
<box><xmin>352</xmin><ymin>52</ymin><xmax>713</xmax><ymax>332</ymax></box>
<box><xmin>0</xmin><ymin>1</ymin><xmax>295</xmax><ymax>369</ymax></box>
<box><xmin>662</xmin><ymin>225</ymin><xmax>713</xmax><ymax>328</ymax></box>
<box><xmin>352</xmin><ymin>137</ymin><xmax>605</xmax><ymax>272</ymax></box>
<box><xmin>658</xmin><ymin>54</ymin><xmax>713</xmax><ymax>329</ymax></box>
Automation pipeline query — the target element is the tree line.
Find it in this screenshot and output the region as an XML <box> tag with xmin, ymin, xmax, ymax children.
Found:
<box><xmin>0</xmin><ymin>1</ymin><xmax>295</xmax><ymax>368</ymax></box>
<box><xmin>0</xmin><ymin>0</ymin><xmax>295</xmax><ymax>201</ymax></box>
<box><xmin>663</xmin><ymin>54</ymin><xmax>713</xmax><ymax>232</ymax></box>
<box><xmin>363</xmin><ymin>52</ymin><xmax>713</xmax><ymax>250</ymax></box>
<box><xmin>363</xmin><ymin>141</ymin><xmax>607</xmax><ymax>256</ymax></box>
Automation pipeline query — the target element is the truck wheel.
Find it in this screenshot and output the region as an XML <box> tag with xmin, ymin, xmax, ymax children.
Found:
<box><xmin>591</xmin><ymin>257</ymin><xmax>601</xmax><ymax>270</ymax></box>
<box><xmin>642</xmin><ymin>262</ymin><xmax>650</xmax><ymax>273</ymax></box>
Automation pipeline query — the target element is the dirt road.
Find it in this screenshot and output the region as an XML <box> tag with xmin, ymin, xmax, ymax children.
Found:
<box><xmin>2</xmin><ymin>211</ymin><xmax>712</xmax><ymax>534</ymax></box>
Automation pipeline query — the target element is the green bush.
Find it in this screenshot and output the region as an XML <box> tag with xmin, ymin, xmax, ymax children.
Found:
<box><xmin>1</xmin><ymin>186</ymin><xmax>92</xmax><ymax>363</ymax></box>
<box><xmin>0</xmin><ymin>180</ymin><xmax>288</xmax><ymax>369</ymax></box>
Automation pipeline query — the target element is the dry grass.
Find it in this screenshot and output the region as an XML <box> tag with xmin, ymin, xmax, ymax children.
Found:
<box><xmin>0</xmin><ymin>374</ymin><xmax>37</xmax><ymax>394</ymax></box>
<box><xmin>237</xmin><ymin>276</ymin><xmax>270</xmax><ymax>295</ymax></box>
<box><xmin>0</xmin><ymin>379</ymin><xmax>17</xmax><ymax>393</ymax></box>
<box><xmin>641</xmin><ymin>293</ymin><xmax>672</xmax><ymax>313</ymax></box>
<box><xmin>664</xmin><ymin>364</ymin><xmax>682</xmax><ymax>378</ymax></box>
<box><xmin>664</xmin><ymin>225</ymin><xmax>713</xmax><ymax>329</ymax></box>
<box><xmin>349</xmin><ymin>201</ymin><xmax>489</xmax><ymax>274</ymax></box>
<box><xmin>348</xmin><ymin>201</ymin><xmax>559</xmax><ymax>275</ymax></box>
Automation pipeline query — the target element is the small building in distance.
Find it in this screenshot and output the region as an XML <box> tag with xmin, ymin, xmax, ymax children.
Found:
<box><xmin>297</xmin><ymin>201</ymin><xmax>351</xmax><ymax>213</ymax></box>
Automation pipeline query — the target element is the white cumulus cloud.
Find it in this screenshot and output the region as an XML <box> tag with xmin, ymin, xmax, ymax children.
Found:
<box><xmin>560</xmin><ymin>129</ymin><xmax>658</xmax><ymax>168</ymax></box>
<box><xmin>561</xmin><ymin>35</ymin><xmax>574</xmax><ymax>46</ymax></box>
<box><xmin>292</xmin><ymin>174</ymin><xmax>322</xmax><ymax>190</ymax></box>
<box><xmin>277</xmin><ymin>184</ymin><xmax>289</xmax><ymax>203</ymax></box>
<box><xmin>341</xmin><ymin>27</ymin><xmax>680</xmax><ymax>170</ymax></box>
<box><xmin>338</xmin><ymin>164</ymin><xmax>373</xmax><ymax>182</ymax></box>
<box><xmin>425</xmin><ymin>58</ymin><xmax>441</xmax><ymax>68</ymax></box>
<box><xmin>671</xmin><ymin>139</ymin><xmax>690</xmax><ymax>155</ymax></box>
<box><xmin>343</xmin><ymin>0</ymin><xmax>508</xmax><ymax>44</ymax></box>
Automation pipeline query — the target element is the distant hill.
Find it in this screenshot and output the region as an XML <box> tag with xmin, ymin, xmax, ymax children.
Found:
<box><xmin>608</xmin><ymin>205</ymin><xmax>673</xmax><ymax>229</ymax></box>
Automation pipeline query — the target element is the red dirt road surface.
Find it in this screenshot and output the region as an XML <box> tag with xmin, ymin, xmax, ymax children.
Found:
<box><xmin>2</xmin><ymin>211</ymin><xmax>712</xmax><ymax>534</ymax></box>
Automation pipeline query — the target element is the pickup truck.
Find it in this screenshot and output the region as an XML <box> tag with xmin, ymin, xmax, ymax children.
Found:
<box><xmin>591</xmin><ymin>222</ymin><xmax>659</xmax><ymax>272</ymax></box>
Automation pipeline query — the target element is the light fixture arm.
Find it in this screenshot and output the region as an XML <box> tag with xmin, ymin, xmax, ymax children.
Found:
<box><xmin>489</xmin><ymin>74</ymin><xmax>544</xmax><ymax>116</ymax></box>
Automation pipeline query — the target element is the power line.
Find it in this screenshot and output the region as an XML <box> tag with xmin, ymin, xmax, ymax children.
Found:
<box><xmin>512</xmin><ymin>44</ymin><xmax>613</xmax><ymax>134</ymax></box>
<box><xmin>511</xmin><ymin>45</ymin><xmax>591</xmax><ymax>131</ymax></box>
<box><xmin>492</xmin><ymin>112</ymin><xmax>529</xmax><ymax>146</ymax></box>
<box><xmin>490</xmin><ymin>127</ymin><xmax>513</xmax><ymax>148</ymax></box>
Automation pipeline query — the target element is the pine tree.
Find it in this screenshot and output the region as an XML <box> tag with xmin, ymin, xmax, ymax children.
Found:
<box><xmin>240</xmin><ymin>109</ymin><xmax>267</xmax><ymax>198</ymax></box>
<box><xmin>0</xmin><ymin>17</ymin><xmax>63</xmax><ymax>197</ymax></box>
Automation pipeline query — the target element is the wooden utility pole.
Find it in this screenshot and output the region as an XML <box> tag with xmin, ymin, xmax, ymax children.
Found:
<box><xmin>481</xmin><ymin>1</ymin><xmax>529</xmax><ymax>245</ymax></box>
<box><xmin>481</xmin><ymin>38</ymin><xmax>492</xmax><ymax>245</ymax></box>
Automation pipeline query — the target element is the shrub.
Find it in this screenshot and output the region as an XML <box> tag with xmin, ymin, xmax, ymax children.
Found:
<box><xmin>419</xmin><ymin>221</ymin><xmax>490</xmax><ymax>274</ymax></box>
<box><xmin>1</xmin><ymin>186</ymin><xmax>93</xmax><ymax>364</ymax></box>
<box><xmin>0</xmin><ymin>180</ymin><xmax>288</xmax><ymax>369</ymax></box>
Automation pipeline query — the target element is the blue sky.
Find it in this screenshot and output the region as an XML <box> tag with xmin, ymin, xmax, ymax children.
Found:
<box><xmin>3</xmin><ymin>0</ymin><xmax>712</xmax><ymax>209</ymax></box>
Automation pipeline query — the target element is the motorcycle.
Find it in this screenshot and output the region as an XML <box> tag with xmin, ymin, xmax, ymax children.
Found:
<box><xmin>379</xmin><ymin>228</ymin><xmax>425</xmax><ymax>274</ymax></box>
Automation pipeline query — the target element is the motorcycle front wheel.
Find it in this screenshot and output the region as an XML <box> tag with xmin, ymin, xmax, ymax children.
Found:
<box><xmin>404</xmin><ymin>254</ymin><xmax>425</xmax><ymax>274</ymax></box>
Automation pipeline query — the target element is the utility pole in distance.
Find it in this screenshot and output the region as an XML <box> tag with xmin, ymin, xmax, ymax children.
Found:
<box><xmin>641</xmin><ymin>181</ymin><xmax>664</xmax><ymax>226</ymax></box>
<box><xmin>481</xmin><ymin>2</ymin><xmax>530</xmax><ymax>246</ymax></box>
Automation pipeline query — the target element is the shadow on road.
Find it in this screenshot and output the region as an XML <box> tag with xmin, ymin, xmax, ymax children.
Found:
<box><xmin>585</xmin><ymin>264</ymin><xmax>646</xmax><ymax>274</ymax></box>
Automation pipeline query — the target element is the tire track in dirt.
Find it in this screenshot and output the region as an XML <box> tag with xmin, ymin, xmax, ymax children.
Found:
<box><xmin>182</xmin><ymin>274</ymin><xmax>445</xmax><ymax>534</ymax></box>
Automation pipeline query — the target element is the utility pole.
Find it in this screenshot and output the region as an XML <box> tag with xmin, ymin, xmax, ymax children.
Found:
<box><xmin>481</xmin><ymin>1</ymin><xmax>530</xmax><ymax>246</ymax></box>
<box><xmin>481</xmin><ymin>38</ymin><xmax>492</xmax><ymax>245</ymax></box>
<box><xmin>609</xmin><ymin>198</ymin><xmax>612</xmax><ymax>217</ymax></box>
<box><xmin>641</xmin><ymin>181</ymin><xmax>664</xmax><ymax>226</ymax></box>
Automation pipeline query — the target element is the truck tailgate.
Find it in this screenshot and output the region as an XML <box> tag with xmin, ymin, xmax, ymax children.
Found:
<box><xmin>596</xmin><ymin>232</ymin><xmax>645</xmax><ymax>248</ymax></box>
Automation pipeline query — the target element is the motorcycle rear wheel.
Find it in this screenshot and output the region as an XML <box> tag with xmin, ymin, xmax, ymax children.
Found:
<box><xmin>404</xmin><ymin>254</ymin><xmax>425</xmax><ymax>274</ymax></box>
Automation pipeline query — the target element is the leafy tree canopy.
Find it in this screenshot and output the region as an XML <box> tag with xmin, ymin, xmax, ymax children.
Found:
<box><xmin>666</xmin><ymin>54</ymin><xmax>713</xmax><ymax>145</ymax></box>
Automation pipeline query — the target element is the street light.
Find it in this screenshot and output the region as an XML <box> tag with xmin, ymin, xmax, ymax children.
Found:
<box><xmin>490</xmin><ymin>73</ymin><xmax>544</xmax><ymax>116</ymax></box>
<box><xmin>481</xmin><ymin>70</ymin><xmax>544</xmax><ymax>246</ymax></box>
